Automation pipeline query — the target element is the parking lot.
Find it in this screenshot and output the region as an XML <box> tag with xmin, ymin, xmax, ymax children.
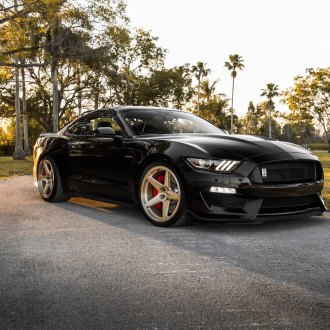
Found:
<box><xmin>0</xmin><ymin>176</ymin><xmax>329</xmax><ymax>329</ymax></box>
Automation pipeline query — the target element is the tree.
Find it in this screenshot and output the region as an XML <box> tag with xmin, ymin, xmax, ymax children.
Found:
<box><xmin>191</xmin><ymin>61</ymin><xmax>210</xmax><ymax>115</ymax></box>
<box><xmin>196</xmin><ymin>79</ymin><xmax>229</xmax><ymax>127</ymax></box>
<box><xmin>21</xmin><ymin>59</ymin><xmax>31</xmax><ymax>154</ymax></box>
<box><xmin>281</xmin><ymin>122</ymin><xmax>316</xmax><ymax>144</ymax></box>
<box><xmin>224</xmin><ymin>54</ymin><xmax>244</xmax><ymax>134</ymax></box>
<box><xmin>202</xmin><ymin>95</ymin><xmax>229</xmax><ymax>128</ymax></box>
<box><xmin>0</xmin><ymin>0</ymin><xmax>55</xmax><ymax>158</ymax></box>
<box><xmin>239</xmin><ymin>101</ymin><xmax>261</xmax><ymax>135</ymax></box>
<box><xmin>200</xmin><ymin>79</ymin><xmax>219</xmax><ymax>103</ymax></box>
<box><xmin>239</xmin><ymin>100</ymin><xmax>281</xmax><ymax>137</ymax></box>
<box><xmin>260</xmin><ymin>83</ymin><xmax>279</xmax><ymax>138</ymax></box>
<box><xmin>282</xmin><ymin>67</ymin><xmax>330</xmax><ymax>141</ymax></box>
<box><xmin>10</xmin><ymin>0</ymin><xmax>25</xmax><ymax>159</ymax></box>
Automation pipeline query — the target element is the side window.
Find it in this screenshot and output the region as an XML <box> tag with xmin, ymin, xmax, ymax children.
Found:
<box><xmin>68</xmin><ymin>113</ymin><xmax>123</xmax><ymax>136</ymax></box>
<box><xmin>67</xmin><ymin>117</ymin><xmax>95</xmax><ymax>136</ymax></box>
<box><xmin>107</xmin><ymin>117</ymin><xmax>123</xmax><ymax>135</ymax></box>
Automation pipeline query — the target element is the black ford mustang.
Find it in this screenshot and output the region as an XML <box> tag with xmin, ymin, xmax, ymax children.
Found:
<box><xmin>33</xmin><ymin>106</ymin><xmax>326</xmax><ymax>226</ymax></box>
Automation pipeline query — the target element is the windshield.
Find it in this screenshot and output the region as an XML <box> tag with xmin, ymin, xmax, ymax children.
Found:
<box><xmin>120</xmin><ymin>109</ymin><xmax>225</xmax><ymax>136</ymax></box>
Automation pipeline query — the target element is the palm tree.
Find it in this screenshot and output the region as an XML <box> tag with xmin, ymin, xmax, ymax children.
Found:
<box><xmin>260</xmin><ymin>83</ymin><xmax>280</xmax><ymax>138</ymax></box>
<box><xmin>191</xmin><ymin>61</ymin><xmax>210</xmax><ymax>115</ymax></box>
<box><xmin>12</xmin><ymin>0</ymin><xmax>25</xmax><ymax>159</ymax></box>
<box><xmin>200</xmin><ymin>79</ymin><xmax>218</xmax><ymax>103</ymax></box>
<box><xmin>224</xmin><ymin>54</ymin><xmax>244</xmax><ymax>134</ymax></box>
<box><xmin>21</xmin><ymin>61</ymin><xmax>31</xmax><ymax>155</ymax></box>
<box><xmin>12</xmin><ymin>60</ymin><xmax>25</xmax><ymax>160</ymax></box>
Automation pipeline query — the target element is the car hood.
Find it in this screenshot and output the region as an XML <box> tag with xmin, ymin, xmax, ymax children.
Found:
<box><xmin>140</xmin><ymin>133</ymin><xmax>314</xmax><ymax>161</ymax></box>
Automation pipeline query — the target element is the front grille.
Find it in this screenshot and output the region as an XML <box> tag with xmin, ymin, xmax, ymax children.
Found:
<box><xmin>259</xmin><ymin>194</ymin><xmax>321</xmax><ymax>214</ymax></box>
<box><xmin>249</xmin><ymin>161</ymin><xmax>322</xmax><ymax>184</ymax></box>
<box><xmin>203</xmin><ymin>192</ymin><xmax>247</xmax><ymax>209</ymax></box>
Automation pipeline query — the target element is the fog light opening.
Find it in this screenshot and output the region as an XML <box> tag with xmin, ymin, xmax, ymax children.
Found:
<box><xmin>209</xmin><ymin>187</ymin><xmax>236</xmax><ymax>194</ymax></box>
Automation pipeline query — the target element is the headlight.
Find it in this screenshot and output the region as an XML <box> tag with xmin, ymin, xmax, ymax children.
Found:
<box><xmin>187</xmin><ymin>158</ymin><xmax>240</xmax><ymax>172</ymax></box>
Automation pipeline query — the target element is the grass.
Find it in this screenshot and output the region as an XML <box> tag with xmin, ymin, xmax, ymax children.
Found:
<box><xmin>1</xmin><ymin>151</ymin><xmax>330</xmax><ymax>209</ymax></box>
<box><xmin>0</xmin><ymin>156</ymin><xmax>33</xmax><ymax>179</ymax></box>
<box><xmin>313</xmin><ymin>150</ymin><xmax>330</xmax><ymax>209</ymax></box>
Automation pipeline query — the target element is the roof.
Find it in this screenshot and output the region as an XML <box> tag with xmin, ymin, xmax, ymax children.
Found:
<box><xmin>81</xmin><ymin>105</ymin><xmax>186</xmax><ymax>116</ymax></box>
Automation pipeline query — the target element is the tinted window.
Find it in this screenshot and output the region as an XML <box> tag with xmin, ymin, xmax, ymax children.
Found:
<box><xmin>121</xmin><ymin>109</ymin><xmax>224</xmax><ymax>135</ymax></box>
<box><xmin>68</xmin><ymin>113</ymin><xmax>122</xmax><ymax>136</ymax></box>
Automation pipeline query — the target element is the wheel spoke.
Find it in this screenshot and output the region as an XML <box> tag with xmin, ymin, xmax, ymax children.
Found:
<box><xmin>168</xmin><ymin>191</ymin><xmax>179</xmax><ymax>201</ymax></box>
<box><xmin>43</xmin><ymin>181</ymin><xmax>50</xmax><ymax>194</ymax></box>
<box><xmin>145</xmin><ymin>195</ymin><xmax>162</xmax><ymax>208</ymax></box>
<box><xmin>43</xmin><ymin>163</ymin><xmax>51</xmax><ymax>176</ymax></box>
<box><xmin>49</xmin><ymin>179</ymin><xmax>54</xmax><ymax>191</ymax></box>
<box><xmin>163</xmin><ymin>170</ymin><xmax>170</xmax><ymax>189</ymax></box>
<box><xmin>146</xmin><ymin>175</ymin><xmax>163</xmax><ymax>190</ymax></box>
<box><xmin>162</xmin><ymin>199</ymin><xmax>170</xmax><ymax>220</ymax></box>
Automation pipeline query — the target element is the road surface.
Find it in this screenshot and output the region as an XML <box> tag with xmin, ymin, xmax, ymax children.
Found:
<box><xmin>0</xmin><ymin>176</ymin><xmax>329</xmax><ymax>329</ymax></box>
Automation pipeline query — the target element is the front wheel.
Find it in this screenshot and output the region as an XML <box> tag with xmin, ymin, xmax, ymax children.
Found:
<box><xmin>37</xmin><ymin>156</ymin><xmax>69</xmax><ymax>202</ymax></box>
<box><xmin>139</xmin><ymin>162</ymin><xmax>189</xmax><ymax>226</ymax></box>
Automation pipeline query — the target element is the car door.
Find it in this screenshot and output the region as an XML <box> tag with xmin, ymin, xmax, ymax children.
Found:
<box><xmin>66</xmin><ymin>111</ymin><xmax>133</xmax><ymax>202</ymax></box>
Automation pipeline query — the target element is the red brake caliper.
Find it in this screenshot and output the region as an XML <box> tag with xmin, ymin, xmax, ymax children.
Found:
<box><xmin>153</xmin><ymin>174</ymin><xmax>164</xmax><ymax>210</ymax></box>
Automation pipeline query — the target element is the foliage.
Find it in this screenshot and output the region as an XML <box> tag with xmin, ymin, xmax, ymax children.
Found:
<box><xmin>0</xmin><ymin>0</ymin><xmax>198</xmax><ymax>142</ymax></box>
<box><xmin>224</xmin><ymin>54</ymin><xmax>244</xmax><ymax>79</ymax></box>
<box><xmin>191</xmin><ymin>61</ymin><xmax>210</xmax><ymax>113</ymax></box>
<box><xmin>239</xmin><ymin>100</ymin><xmax>281</xmax><ymax>138</ymax></box>
<box><xmin>260</xmin><ymin>83</ymin><xmax>280</xmax><ymax>138</ymax></box>
<box><xmin>282</xmin><ymin>67</ymin><xmax>330</xmax><ymax>140</ymax></box>
<box><xmin>281</xmin><ymin>122</ymin><xmax>316</xmax><ymax>144</ymax></box>
<box><xmin>313</xmin><ymin>151</ymin><xmax>330</xmax><ymax>209</ymax></box>
<box><xmin>260</xmin><ymin>83</ymin><xmax>280</xmax><ymax>106</ymax></box>
<box><xmin>191</xmin><ymin>79</ymin><xmax>230</xmax><ymax>128</ymax></box>
<box><xmin>224</xmin><ymin>54</ymin><xmax>244</xmax><ymax>134</ymax></box>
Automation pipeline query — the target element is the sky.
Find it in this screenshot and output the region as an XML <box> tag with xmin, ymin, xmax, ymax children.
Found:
<box><xmin>126</xmin><ymin>0</ymin><xmax>330</xmax><ymax>116</ymax></box>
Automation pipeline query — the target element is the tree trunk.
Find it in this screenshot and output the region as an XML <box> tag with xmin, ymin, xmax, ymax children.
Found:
<box><xmin>94</xmin><ymin>74</ymin><xmax>100</xmax><ymax>110</ymax></box>
<box><xmin>268</xmin><ymin>102</ymin><xmax>272</xmax><ymax>138</ymax></box>
<box><xmin>197</xmin><ymin>79</ymin><xmax>200</xmax><ymax>115</ymax></box>
<box><xmin>21</xmin><ymin>60</ymin><xmax>31</xmax><ymax>155</ymax></box>
<box><xmin>77</xmin><ymin>67</ymin><xmax>82</xmax><ymax>116</ymax></box>
<box><xmin>230</xmin><ymin>76</ymin><xmax>235</xmax><ymax>134</ymax></box>
<box><xmin>51</xmin><ymin>61</ymin><xmax>59</xmax><ymax>132</ymax></box>
<box><xmin>13</xmin><ymin>59</ymin><xmax>25</xmax><ymax>160</ymax></box>
<box><xmin>94</xmin><ymin>89</ymin><xmax>99</xmax><ymax>110</ymax></box>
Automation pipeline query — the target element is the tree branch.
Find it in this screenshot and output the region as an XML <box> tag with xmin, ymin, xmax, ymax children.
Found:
<box><xmin>0</xmin><ymin>46</ymin><xmax>40</xmax><ymax>56</ymax></box>
<box><xmin>0</xmin><ymin>62</ymin><xmax>50</xmax><ymax>68</ymax></box>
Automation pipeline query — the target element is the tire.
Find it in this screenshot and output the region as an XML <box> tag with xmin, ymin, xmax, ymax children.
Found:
<box><xmin>37</xmin><ymin>156</ymin><xmax>69</xmax><ymax>202</ymax></box>
<box><xmin>139</xmin><ymin>161</ymin><xmax>189</xmax><ymax>227</ymax></box>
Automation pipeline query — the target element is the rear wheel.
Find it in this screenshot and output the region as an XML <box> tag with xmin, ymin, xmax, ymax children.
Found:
<box><xmin>37</xmin><ymin>156</ymin><xmax>69</xmax><ymax>202</ymax></box>
<box><xmin>139</xmin><ymin>162</ymin><xmax>189</xmax><ymax>226</ymax></box>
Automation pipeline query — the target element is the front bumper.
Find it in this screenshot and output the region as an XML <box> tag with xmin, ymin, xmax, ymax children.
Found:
<box><xmin>182</xmin><ymin>165</ymin><xmax>326</xmax><ymax>223</ymax></box>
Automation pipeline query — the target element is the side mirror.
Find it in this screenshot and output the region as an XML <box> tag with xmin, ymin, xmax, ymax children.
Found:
<box><xmin>97</xmin><ymin>127</ymin><xmax>116</xmax><ymax>136</ymax></box>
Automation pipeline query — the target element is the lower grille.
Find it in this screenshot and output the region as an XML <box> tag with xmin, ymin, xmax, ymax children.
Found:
<box><xmin>203</xmin><ymin>192</ymin><xmax>247</xmax><ymax>209</ymax></box>
<box><xmin>260</xmin><ymin>195</ymin><xmax>321</xmax><ymax>214</ymax></box>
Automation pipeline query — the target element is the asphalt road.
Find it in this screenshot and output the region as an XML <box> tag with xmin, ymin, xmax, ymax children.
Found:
<box><xmin>0</xmin><ymin>176</ymin><xmax>330</xmax><ymax>329</ymax></box>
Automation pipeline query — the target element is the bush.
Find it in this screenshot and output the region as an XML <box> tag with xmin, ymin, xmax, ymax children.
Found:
<box><xmin>0</xmin><ymin>141</ymin><xmax>15</xmax><ymax>155</ymax></box>
<box><xmin>308</xmin><ymin>143</ymin><xmax>328</xmax><ymax>150</ymax></box>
